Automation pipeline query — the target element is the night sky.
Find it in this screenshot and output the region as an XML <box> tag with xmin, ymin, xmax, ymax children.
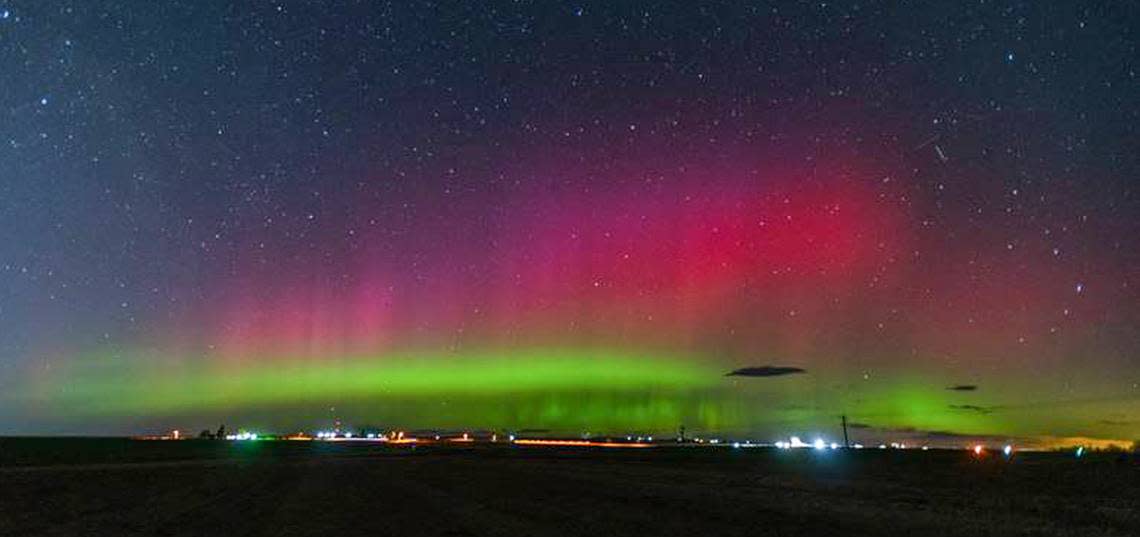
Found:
<box><xmin>1</xmin><ymin>2</ymin><xmax>1137</xmax><ymax>446</ymax></box>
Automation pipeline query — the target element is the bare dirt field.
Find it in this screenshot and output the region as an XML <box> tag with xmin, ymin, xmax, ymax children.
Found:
<box><xmin>1</xmin><ymin>438</ymin><xmax>1137</xmax><ymax>536</ymax></box>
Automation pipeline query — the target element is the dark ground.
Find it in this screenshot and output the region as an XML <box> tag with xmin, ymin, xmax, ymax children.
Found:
<box><xmin>1</xmin><ymin>438</ymin><xmax>1137</xmax><ymax>537</ymax></box>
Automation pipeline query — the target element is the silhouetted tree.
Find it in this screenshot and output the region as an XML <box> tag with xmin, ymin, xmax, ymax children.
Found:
<box><xmin>216</xmin><ymin>425</ymin><xmax>226</xmax><ymax>439</ymax></box>
<box><xmin>198</xmin><ymin>429</ymin><xmax>213</xmax><ymax>439</ymax></box>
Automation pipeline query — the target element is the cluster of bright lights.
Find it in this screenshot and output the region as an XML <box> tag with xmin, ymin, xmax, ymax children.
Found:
<box><xmin>314</xmin><ymin>430</ymin><xmax>419</xmax><ymax>442</ymax></box>
<box><xmin>774</xmin><ymin>436</ymin><xmax>840</xmax><ymax>450</ymax></box>
<box><xmin>387</xmin><ymin>431</ymin><xmax>418</xmax><ymax>443</ymax></box>
<box><xmin>776</xmin><ymin>436</ymin><xmax>806</xmax><ymax>449</ymax></box>
<box><xmin>315</xmin><ymin>431</ymin><xmax>361</xmax><ymax>439</ymax></box>
<box><xmin>770</xmin><ymin>437</ymin><xmax>938</xmax><ymax>451</ymax></box>
<box><xmin>226</xmin><ymin>431</ymin><xmax>258</xmax><ymax>441</ymax></box>
<box><xmin>972</xmin><ymin>444</ymin><xmax>1019</xmax><ymax>457</ymax></box>
<box><xmin>512</xmin><ymin>439</ymin><xmax>652</xmax><ymax>448</ymax></box>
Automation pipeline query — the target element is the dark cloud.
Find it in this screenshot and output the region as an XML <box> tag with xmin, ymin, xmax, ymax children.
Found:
<box><xmin>948</xmin><ymin>404</ymin><xmax>999</xmax><ymax>414</ymax></box>
<box><xmin>1098</xmin><ymin>420</ymin><xmax>1132</xmax><ymax>426</ymax></box>
<box><xmin>775</xmin><ymin>404</ymin><xmax>808</xmax><ymax>411</ymax></box>
<box><xmin>725</xmin><ymin>366</ymin><xmax>806</xmax><ymax>378</ymax></box>
<box><xmin>914</xmin><ymin>429</ymin><xmax>1019</xmax><ymax>442</ymax></box>
<box><xmin>946</xmin><ymin>385</ymin><xmax>978</xmax><ymax>391</ymax></box>
<box><xmin>849</xmin><ymin>424</ymin><xmax>1019</xmax><ymax>443</ymax></box>
<box><xmin>919</xmin><ymin>429</ymin><xmax>974</xmax><ymax>439</ymax></box>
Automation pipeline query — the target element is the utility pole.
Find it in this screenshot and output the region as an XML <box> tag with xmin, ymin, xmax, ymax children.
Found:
<box><xmin>841</xmin><ymin>415</ymin><xmax>850</xmax><ymax>448</ymax></box>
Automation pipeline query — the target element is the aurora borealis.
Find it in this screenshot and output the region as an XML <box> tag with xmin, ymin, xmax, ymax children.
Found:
<box><xmin>1</xmin><ymin>2</ymin><xmax>1137</xmax><ymax>447</ymax></box>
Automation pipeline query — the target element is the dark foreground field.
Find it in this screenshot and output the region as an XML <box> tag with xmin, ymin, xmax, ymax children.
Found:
<box><xmin>1</xmin><ymin>439</ymin><xmax>1137</xmax><ymax>537</ymax></box>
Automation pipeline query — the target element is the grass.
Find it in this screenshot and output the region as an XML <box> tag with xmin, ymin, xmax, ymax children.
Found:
<box><xmin>1</xmin><ymin>438</ymin><xmax>1137</xmax><ymax>536</ymax></box>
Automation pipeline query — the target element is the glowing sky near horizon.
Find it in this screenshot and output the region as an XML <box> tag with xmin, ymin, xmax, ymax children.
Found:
<box><xmin>1</xmin><ymin>2</ymin><xmax>1137</xmax><ymax>445</ymax></box>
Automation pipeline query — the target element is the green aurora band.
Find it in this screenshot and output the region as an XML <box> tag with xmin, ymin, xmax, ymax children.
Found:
<box><xmin>31</xmin><ymin>348</ymin><xmax>732</xmax><ymax>430</ymax></box>
<box><xmin>21</xmin><ymin>345</ymin><xmax>1135</xmax><ymax>448</ymax></box>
